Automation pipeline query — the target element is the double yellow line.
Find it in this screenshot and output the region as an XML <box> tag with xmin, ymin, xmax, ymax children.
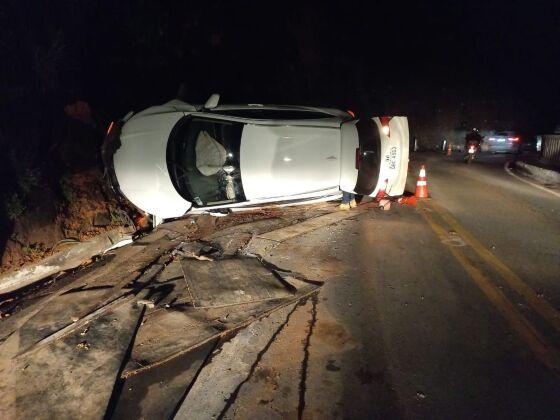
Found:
<box><xmin>419</xmin><ymin>201</ymin><xmax>560</xmax><ymax>374</ymax></box>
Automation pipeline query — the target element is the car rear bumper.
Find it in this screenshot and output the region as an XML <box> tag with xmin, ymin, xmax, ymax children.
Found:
<box><xmin>485</xmin><ymin>144</ymin><xmax>520</xmax><ymax>153</ymax></box>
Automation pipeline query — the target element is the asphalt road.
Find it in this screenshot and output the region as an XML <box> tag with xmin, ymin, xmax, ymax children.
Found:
<box><xmin>222</xmin><ymin>152</ymin><xmax>560</xmax><ymax>419</ymax></box>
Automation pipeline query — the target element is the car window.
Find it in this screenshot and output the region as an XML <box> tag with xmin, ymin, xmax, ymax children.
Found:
<box><xmin>211</xmin><ymin>109</ymin><xmax>333</xmax><ymax>120</ymax></box>
<box><xmin>354</xmin><ymin>118</ymin><xmax>381</xmax><ymax>195</ymax></box>
<box><xmin>167</xmin><ymin>116</ymin><xmax>246</xmax><ymax>207</ymax></box>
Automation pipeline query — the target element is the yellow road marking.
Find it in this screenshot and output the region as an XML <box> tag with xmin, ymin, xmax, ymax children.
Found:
<box><xmin>419</xmin><ymin>207</ymin><xmax>560</xmax><ymax>373</ymax></box>
<box><xmin>428</xmin><ymin>201</ymin><xmax>560</xmax><ymax>332</ymax></box>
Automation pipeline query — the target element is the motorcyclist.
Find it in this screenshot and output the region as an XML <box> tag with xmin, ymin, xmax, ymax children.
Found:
<box><xmin>465</xmin><ymin>128</ymin><xmax>483</xmax><ymax>150</ymax></box>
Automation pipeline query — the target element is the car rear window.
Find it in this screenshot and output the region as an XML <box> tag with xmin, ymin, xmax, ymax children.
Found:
<box><xmin>354</xmin><ymin>118</ymin><xmax>381</xmax><ymax>195</ymax></box>
<box><xmin>211</xmin><ymin>109</ymin><xmax>333</xmax><ymax>120</ymax></box>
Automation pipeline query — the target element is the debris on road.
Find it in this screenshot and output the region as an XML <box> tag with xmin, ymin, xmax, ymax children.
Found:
<box><xmin>136</xmin><ymin>299</ymin><xmax>155</xmax><ymax>309</ymax></box>
<box><xmin>121</xmin><ymin>254</ymin><xmax>321</xmax><ymax>379</ymax></box>
<box><xmin>76</xmin><ymin>340</ymin><xmax>90</xmax><ymax>350</ymax></box>
<box><xmin>398</xmin><ymin>195</ymin><xmax>417</xmax><ymax>206</ymax></box>
<box><xmin>0</xmin><ymin>227</ymin><xmax>134</xmax><ymax>295</ymax></box>
<box><xmin>0</xmin><ymin>206</ymin><xmax>329</xmax><ymax>419</ymax></box>
<box><xmin>378</xmin><ymin>198</ymin><xmax>392</xmax><ymax>211</ymax></box>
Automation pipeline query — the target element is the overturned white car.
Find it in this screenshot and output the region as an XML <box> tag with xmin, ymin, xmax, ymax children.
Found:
<box><xmin>103</xmin><ymin>95</ymin><xmax>409</xmax><ymax>219</ymax></box>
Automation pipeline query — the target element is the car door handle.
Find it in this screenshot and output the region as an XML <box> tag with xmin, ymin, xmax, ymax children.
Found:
<box><xmin>326</xmin><ymin>155</ymin><xmax>337</xmax><ymax>160</ymax></box>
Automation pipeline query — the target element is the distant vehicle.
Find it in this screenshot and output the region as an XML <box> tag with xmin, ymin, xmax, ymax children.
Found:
<box><xmin>103</xmin><ymin>95</ymin><xmax>409</xmax><ymax>219</ymax></box>
<box><xmin>485</xmin><ymin>131</ymin><xmax>521</xmax><ymax>154</ymax></box>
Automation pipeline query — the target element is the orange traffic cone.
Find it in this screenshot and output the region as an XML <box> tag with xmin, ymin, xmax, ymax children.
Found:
<box><xmin>375</xmin><ymin>178</ymin><xmax>388</xmax><ymax>201</ymax></box>
<box><xmin>415</xmin><ymin>165</ymin><xmax>429</xmax><ymax>198</ymax></box>
<box><xmin>446</xmin><ymin>144</ymin><xmax>452</xmax><ymax>156</ymax></box>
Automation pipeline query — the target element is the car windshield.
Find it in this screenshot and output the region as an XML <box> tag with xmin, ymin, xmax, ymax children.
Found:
<box><xmin>167</xmin><ymin>116</ymin><xmax>246</xmax><ymax>207</ymax></box>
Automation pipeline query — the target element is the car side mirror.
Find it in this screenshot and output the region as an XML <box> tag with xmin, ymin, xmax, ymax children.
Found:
<box><xmin>204</xmin><ymin>93</ymin><xmax>220</xmax><ymax>109</ymax></box>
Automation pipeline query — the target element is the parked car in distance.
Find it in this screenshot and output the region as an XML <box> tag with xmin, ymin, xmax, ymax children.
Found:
<box><xmin>103</xmin><ymin>95</ymin><xmax>409</xmax><ymax>219</ymax></box>
<box><xmin>484</xmin><ymin>131</ymin><xmax>521</xmax><ymax>154</ymax></box>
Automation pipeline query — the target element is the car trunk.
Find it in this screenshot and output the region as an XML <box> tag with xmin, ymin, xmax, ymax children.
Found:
<box><xmin>340</xmin><ymin>116</ymin><xmax>409</xmax><ymax>197</ymax></box>
<box><xmin>371</xmin><ymin>116</ymin><xmax>409</xmax><ymax>197</ymax></box>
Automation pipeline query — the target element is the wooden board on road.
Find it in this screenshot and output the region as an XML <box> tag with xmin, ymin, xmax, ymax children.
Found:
<box><xmin>181</xmin><ymin>257</ymin><xmax>295</xmax><ymax>308</ymax></box>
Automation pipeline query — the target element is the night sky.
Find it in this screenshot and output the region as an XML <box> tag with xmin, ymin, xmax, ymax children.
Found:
<box><xmin>1</xmin><ymin>1</ymin><xmax>560</xmax><ymax>135</ymax></box>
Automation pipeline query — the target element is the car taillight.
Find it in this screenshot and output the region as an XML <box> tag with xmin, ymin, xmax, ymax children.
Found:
<box><xmin>347</xmin><ymin>109</ymin><xmax>356</xmax><ymax>118</ymax></box>
<box><xmin>106</xmin><ymin>121</ymin><xmax>115</xmax><ymax>135</ymax></box>
<box><xmin>355</xmin><ymin>148</ymin><xmax>361</xmax><ymax>169</ymax></box>
<box><xmin>508</xmin><ymin>137</ymin><xmax>520</xmax><ymax>142</ymax></box>
<box><xmin>380</xmin><ymin>116</ymin><xmax>392</xmax><ymax>137</ymax></box>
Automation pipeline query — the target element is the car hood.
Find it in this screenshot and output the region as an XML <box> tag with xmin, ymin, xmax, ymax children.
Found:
<box><xmin>113</xmin><ymin>110</ymin><xmax>192</xmax><ymax>218</ymax></box>
<box><xmin>240</xmin><ymin>124</ymin><xmax>341</xmax><ymax>199</ymax></box>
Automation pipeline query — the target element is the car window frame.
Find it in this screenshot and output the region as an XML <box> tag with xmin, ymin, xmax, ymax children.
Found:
<box><xmin>166</xmin><ymin>114</ymin><xmax>247</xmax><ymax>208</ymax></box>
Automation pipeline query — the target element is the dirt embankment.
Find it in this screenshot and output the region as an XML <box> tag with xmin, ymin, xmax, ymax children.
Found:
<box><xmin>1</xmin><ymin>169</ymin><xmax>134</xmax><ymax>273</ymax></box>
<box><xmin>1</xmin><ymin>101</ymin><xmax>136</xmax><ymax>274</ymax></box>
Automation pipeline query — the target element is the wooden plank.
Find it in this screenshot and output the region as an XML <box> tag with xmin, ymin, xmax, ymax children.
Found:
<box><xmin>122</xmin><ymin>289</ymin><xmax>320</xmax><ymax>378</ymax></box>
<box><xmin>174</xmin><ymin>304</ymin><xmax>295</xmax><ymax>419</ymax></box>
<box><xmin>1</xmin><ymin>302</ymin><xmax>143</xmax><ymax>419</ymax></box>
<box><xmin>111</xmin><ymin>339</ymin><xmax>216</xmax><ymax>420</ymax></box>
<box><xmin>181</xmin><ymin>258</ymin><xmax>292</xmax><ymax>308</ymax></box>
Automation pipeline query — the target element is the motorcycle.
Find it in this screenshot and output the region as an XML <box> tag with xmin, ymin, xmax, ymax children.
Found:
<box><xmin>464</xmin><ymin>141</ymin><xmax>480</xmax><ymax>164</ymax></box>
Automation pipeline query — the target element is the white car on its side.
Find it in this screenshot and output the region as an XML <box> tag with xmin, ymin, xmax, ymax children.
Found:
<box><xmin>103</xmin><ymin>95</ymin><xmax>409</xmax><ymax>219</ymax></box>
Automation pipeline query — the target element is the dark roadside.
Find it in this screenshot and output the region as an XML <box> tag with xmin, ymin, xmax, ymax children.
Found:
<box><xmin>512</xmin><ymin>151</ymin><xmax>560</xmax><ymax>188</ymax></box>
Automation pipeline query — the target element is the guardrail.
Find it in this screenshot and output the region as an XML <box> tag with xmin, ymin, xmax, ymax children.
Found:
<box><xmin>542</xmin><ymin>135</ymin><xmax>560</xmax><ymax>162</ymax></box>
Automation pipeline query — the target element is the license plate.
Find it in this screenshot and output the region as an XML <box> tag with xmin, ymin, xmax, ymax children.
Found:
<box><xmin>497</xmin><ymin>138</ymin><xmax>506</xmax><ymax>142</ymax></box>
